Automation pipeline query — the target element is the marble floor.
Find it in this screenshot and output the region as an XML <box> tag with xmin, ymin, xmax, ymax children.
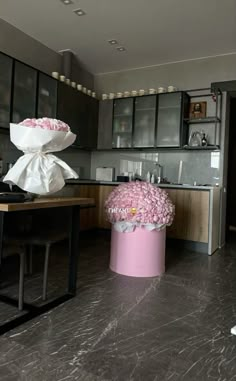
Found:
<box><xmin>1</xmin><ymin>232</ymin><xmax>236</xmax><ymax>381</ymax></box>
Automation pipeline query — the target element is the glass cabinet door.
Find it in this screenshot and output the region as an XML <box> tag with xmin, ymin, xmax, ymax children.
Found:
<box><xmin>0</xmin><ymin>53</ymin><xmax>13</xmax><ymax>128</ymax></box>
<box><xmin>112</xmin><ymin>98</ymin><xmax>134</xmax><ymax>148</ymax></box>
<box><xmin>37</xmin><ymin>73</ymin><xmax>57</xmax><ymax>118</ymax></box>
<box><xmin>12</xmin><ymin>61</ymin><xmax>37</xmax><ymax>123</ymax></box>
<box><xmin>133</xmin><ymin>95</ymin><xmax>156</xmax><ymax>147</ymax></box>
<box><xmin>156</xmin><ymin>92</ymin><xmax>182</xmax><ymax>147</ymax></box>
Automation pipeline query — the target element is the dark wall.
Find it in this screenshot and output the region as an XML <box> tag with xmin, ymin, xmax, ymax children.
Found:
<box><xmin>0</xmin><ymin>19</ymin><xmax>94</xmax><ymax>89</ymax></box>
<box><xmin>226</xmin><ymin>98</ymin><xmax>236</xmax><ymax>228</ymax></box>
<box><xmin>0</xmin><ymin>19</ymin><xmax>61</xmax><ymax>74</ymax></box>
<box><xmin>71</xmin><ymin>55</ymin><xmax>94</xmax><ymax>90</ymax></box>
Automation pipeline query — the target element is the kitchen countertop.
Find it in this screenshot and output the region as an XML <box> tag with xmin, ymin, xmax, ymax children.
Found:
<box><xmin>66</xmin><ymin>179</ymin><xmax>218</xmax><ymax>191</ymax></box>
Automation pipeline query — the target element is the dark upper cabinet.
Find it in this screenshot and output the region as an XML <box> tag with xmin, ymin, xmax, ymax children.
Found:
<box><xmin>37</xmin><ymin>73</ymin><xmax>57</xmax><ymax>118</ymax></box>
<box><xmin>0</xmin><ymin>53</ymin><xmax>13</xmax><ymax>128</ymax></box>
<box><xmin>74</xmin><ymin>91</ymin><xmax>90</xmax><ymax>148</ymax></box>
<box><xmin>109</xmin><ymin>92</ymin><xmax>189</xmax><ymax>149</ymax></box>
<box><xmin>97</xmin><ymin>100</ymin><xmax>113</xmax><ymax>149</ymax></box>
<box><xmin>112</xmin><ymin>98</ymin><xmax>134</xmax><ymax>148</ymax></box>
<box><xmin>12</xmin><ymin>61</ymin><xmax>37</xmax><ymax>123</ymax></box>
<box><xmin>57</xmin><ymin>81</ymin><xmax>79</xmax><ymax>137</ymax></box>
<box><xmin>133</xmin><ymin>95</ymin><xmax>156</xmax><ymax>148</ymax></box>
<box><xmin>57</xmin><ymin>81</ymin><xmax>98</xmax><ymax>148</ymax></box>
<box><xmin>156</xmin><ymin>92</ymin><xmax>189</xmax><ymax>147</ymax></box>
<box><xmin>87</xmin><ymin>97</ymin><xmax>99</xmax><ymax>149</ymax></box>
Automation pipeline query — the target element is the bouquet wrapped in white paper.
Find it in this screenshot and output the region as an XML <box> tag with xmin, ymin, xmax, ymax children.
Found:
<box><xmin>4</xmin><ymin>118</ymin><xmax>79</xmax><ymax>195</ymax></box>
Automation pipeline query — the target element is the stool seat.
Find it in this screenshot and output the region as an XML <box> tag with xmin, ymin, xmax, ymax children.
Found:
<box><xmin>2</xmin><ymin>244</ymin><xmax>24</xmax><ymax>258</ymax></box>
<box><xmin>5</xmin><ymin>230</ymin><xmax>68</xmax><ymax>246</ymax></box>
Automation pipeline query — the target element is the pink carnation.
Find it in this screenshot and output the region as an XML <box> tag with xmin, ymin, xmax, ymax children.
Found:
<box><xmin>19</xmin><ymin>118</ymin><xmax>70</xmax><ymax>132</ymax></box>
<box><xmin>105</xmin><ymin>181</ymin><xmax>175</xmax><ymax>226</ymax></box>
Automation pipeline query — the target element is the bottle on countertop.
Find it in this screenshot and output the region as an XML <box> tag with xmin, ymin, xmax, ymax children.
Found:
<box><xmin>151</xmin><ymin>174</ymin><xmax>155</xmax><ymax>183</ymax></box>
<box><xmin>116</xmin><ymin>135</ymin><xmax>121</xmax><ymax>148</ymax></box>
<box><xmin>201</xmin><ymin>133</ymin><xmax>208</xmax><ymax>147</ymax></box>
<box><xmin>146</xmin><ymin>171</ymin><xmax>151</xmax><ymax>182</ymax></box>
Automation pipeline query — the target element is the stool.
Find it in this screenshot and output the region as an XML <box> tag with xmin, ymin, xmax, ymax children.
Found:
<box><xmin>4</xmin><ymin>230</ymin><xmax>68</xmax><ymax>301</ymax></box>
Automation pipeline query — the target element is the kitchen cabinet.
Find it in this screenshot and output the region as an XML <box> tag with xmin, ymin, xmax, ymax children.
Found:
<box><xmin>165</xmin><ymin>189</ymin><xmax>209</xmax><ymax>243</ymax></box>
<box><xmin>63</xmin><ymin>184</ymin><xmax>115</xmax><ymax>229</ymax></box>
<box><xmin>108</xmin><ymin>92</ymin><xmax>189</xmax><ymax>149</ymax></box>
<box><xmin>62</xmin><ymin>183</ymin><xmax>220</xmax><ymax>254</ymax></box>
<box><xmin>37</xmin><ymin>73</ymin><xmax>57</xmax><ymax>118</ymax></box>
<box><xmin>156</xmin><ymin>92</ymin><xmax>189</xmax><ymax>147</ymax></box>
<box><xmin>57</xmin><ymin>81</ymin><xmax>98</xmax><ymax>149</ymax></box>
<box><xmin>55</xmin><ymin>184</ymin><xmax>99</xmax><ymax>230</ymax></box>
<box><xmin>97</xmin><ymin>100</ymin><xmax>113</xmax><ymax>149</ymax></box>
<box><xmin>87</xmin><ymin>96</ymin><xmax>99</xmax><ymax>149</ymax></box>
<box><xmin>77</xmin><ymin>185</ymin><xmax>99</xmax><ymax>230</ymax></box>
<box><xmin>12</xmin><ymin>61</ymin><xmax>37</xmax><ymax>123</ymax></box>
<box><xmin>165</xmin><ymin>187</ymin><xmax>220</xmax><ymax>254</ymax></box>
<box><xmin>98</xmin><ymin>185</ymin><xmax>115</xmax><ymax>229</ymax></box>
<box><xmin>57</xmin><ymin>81</ymin><xmax>80</xmax><ymax>141</ymax></box>
<box><xmin>112</xmin><ymin>98</ymin><xmax>134</xmax><ymax>148</ymax></box>
<box><xmin>133</xmin><ymin>95</ymin><xmax>156</xmax><ymax>147</ymax></box>
<box><xmin>0</xmin><ymin>53</ymin><xmax>13</xmax><ymax>129</ymax></box>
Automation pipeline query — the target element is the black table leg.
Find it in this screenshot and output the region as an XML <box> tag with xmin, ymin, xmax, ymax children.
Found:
<box><xmin>68</xmin><ymin>205</ymin><xmax>80</xmax><ymax>295</ymax></box>
<box><xmin>0</xmin><ymin>211</ymin><xmax>4</xmax><ymax>266</ymax></box>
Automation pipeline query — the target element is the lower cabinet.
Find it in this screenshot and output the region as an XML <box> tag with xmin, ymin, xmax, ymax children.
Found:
<box><xmin>165</xmin><ymin>189</ymin><xmax>209</xmax><ymax>243</ymax></box>
<box><xmin>63</xmin><ymin>184</ymin><xmax>114</xmax><ymax>230</ymax></box>
<box><xmin>62</xmin><ymin>184</ymin><xmax>220</xmax><ymax>254</ymax></box>
<box><xmin>74</xmin><ymin>185</ymin><xmax>100</xmax><ymax>231</ymax></box>
<box><xmin>97</xmin><ymin>185</ymin><xmax>115</xmax><ymax>229</ymax></box>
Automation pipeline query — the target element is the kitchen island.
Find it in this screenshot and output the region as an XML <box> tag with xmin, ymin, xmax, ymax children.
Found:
<box><xmin>63</xmin><ymin>181</ymin><xmax>221</xmax><ymax>255</ymax></box>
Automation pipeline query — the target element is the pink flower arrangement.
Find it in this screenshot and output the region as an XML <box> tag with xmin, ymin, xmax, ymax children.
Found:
<box><xmin>105</xmin><ymin>181</ymin><xmax>175</xmax><ymax>227</ymax></box>
<box><xmin>19</xmin><ymin>118</ymin><xmax>70</xmax><ymax>132</ymax></box>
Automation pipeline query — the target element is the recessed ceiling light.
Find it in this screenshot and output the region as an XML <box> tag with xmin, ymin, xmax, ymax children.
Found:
<box><xmin>108</xmin><ymin>39</ymin><xmax>118</xmax><ymax>45</ymax></box>
<box><xmin>61</xmin><ymin>0</ymin><xmax>73</xmax><ymax>4</ymax></box>
<box><xmin>117</xmin><ymin>47</ymin><xmax>126</xmax><ymax>52</ymax></box>
<box><xmin>74</xmin><ymin>8</ymin><xmax>86</xmax><ymax>16</ymax></box>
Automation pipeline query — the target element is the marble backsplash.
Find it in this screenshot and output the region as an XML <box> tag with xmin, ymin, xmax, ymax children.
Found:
<box><xmin>0</xmin><ymin>133</ymin><xmax>220</xmax><ymax>186</ymax></box>
<box><xmin>91</xmin><ymin>150</ymin><xmax>221</xmax><ymax>185</ymax></box>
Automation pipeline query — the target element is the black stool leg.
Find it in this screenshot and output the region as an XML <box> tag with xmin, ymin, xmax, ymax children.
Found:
<box><xmin>19</xmin><ymin>251</ymin><xmax>25</xmax><ymax>311</ymax></box>
<box><xmin>28</xmin><ymin>245</ymin><xmax>33</xmax><ymax>275</ymax></box>
<box><xmin>43</xmin><ymin>244</ymin><xmax>50</xmax><ymax>301</ymax></box>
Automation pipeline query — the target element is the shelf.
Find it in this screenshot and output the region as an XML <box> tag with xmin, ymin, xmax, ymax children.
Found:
<box><xmin>183</xmin><ymin>145</ymin><xmax>220</xmax><ymax>151</ymax></box>
<box><xmin>113</xmin><ymin>131</ymin><xmax>132</xmax><ymax>134</ymax></box>
<box><xmin>159</xmin><ymin>106</ymin><xmax>180</xmax><ymax>110</ymax></box>
<box><xmin>186</xmin><ymin>117</ymin><xmax>221</xmax><ymax>124</ymax></box>
<box><xmin>113</xmin><ymin>114</ymin><xmax>132</xmax><ymax>118</ymax></box>
<box><xmin>135</xmin><ymin>108</ymin><xmax>156</xmax><ymax>112</ymax></box>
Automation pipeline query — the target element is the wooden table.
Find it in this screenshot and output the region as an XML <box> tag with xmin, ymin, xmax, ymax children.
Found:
<box><xmin>0</xmin><ymin>197</ymin><xmax>94</xmax><ymax>335</ymax></box>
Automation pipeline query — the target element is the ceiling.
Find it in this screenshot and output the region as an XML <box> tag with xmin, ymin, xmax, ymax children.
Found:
<box><xmin>1</xmin><ymin>0</ymin><xmax>236</xmax><ymax>74</ymax></box>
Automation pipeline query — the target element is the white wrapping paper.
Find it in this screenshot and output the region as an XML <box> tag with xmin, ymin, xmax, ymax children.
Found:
<box><xmin>3</xmin><ymin>124</ymin><xmax>78</xmax><ymax>195</ymax></box>
<box><xmin>113</xmin><ymin>221</ymin><xmax>168</xmax><ymax>233</ymax></box>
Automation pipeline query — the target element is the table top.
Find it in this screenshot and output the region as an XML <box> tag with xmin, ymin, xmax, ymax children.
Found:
<box><xmin>0</xmin><ymin>197</ymin><xmax>95</xmax><ymax>212</ymax></box>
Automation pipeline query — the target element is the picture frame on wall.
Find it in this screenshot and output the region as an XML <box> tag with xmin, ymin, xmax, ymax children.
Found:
<box><xmin>189</xmin><ymin>101</ymin><xmax>207</xmax><ymax>119</ymax></box>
